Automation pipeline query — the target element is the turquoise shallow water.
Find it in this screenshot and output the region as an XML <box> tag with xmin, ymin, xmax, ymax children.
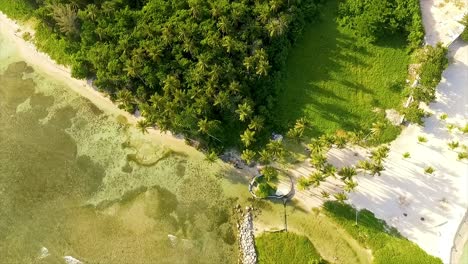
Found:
<box><xmin>0</xmin><ymin>29</ymin><xmax>249</xmax><ymax>263</ymax></box>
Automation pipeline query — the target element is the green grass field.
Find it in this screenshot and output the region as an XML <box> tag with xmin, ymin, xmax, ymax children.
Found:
<box><xmin>274</xmin><ymin>0</ymin><xmax>409</xmax><ymax>139</ymax></box>
<box><xmin>323</xmin><ymin>201</ymin><xmax>443</xmax><ymax>264</ymax></box>
<box><xmin>256</xmin><ymin>232</ymin><xmax>324</xmax><ymax>264</ymax></box>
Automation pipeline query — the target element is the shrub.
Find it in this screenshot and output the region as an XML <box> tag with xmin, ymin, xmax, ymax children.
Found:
<box><xmin>424</xmin><ymin>166</ymin><xmax>435</xmax><ymax>174</ymax></box>
<box><xmin>447</xmin><ymin>141</ymin><xmax>459</xmax><ymax>150</ymax></box>
<box><xmin>403</xmin><ymin>152</ymin><xmax>410</xmax><ymax>158</ymax></box>
<box><xmin>439</xmin><ymin>113</ymin><xmax>448</xmax><ymax>120</ymax></box>
<box><xmin>460</xmin><ymin>124</ymin><xmax>468</xmax><ymax>134</ymax></box>
<box><xmin>459</xmin><ymin>14</ymin><xmax>468</xmax><ymax>42</ymax></box>
<box><xmin>458</xmin><ymin>152</ymin><xmax>468</xmax><ymax>161</ymax></box>
<box><xmin>255</xmin><ymin>182</ymin><xmax>276</xmax><ymax>198</ymax></box>
<box><xmin>261</xmin><ymin>166</ymin><xmax>279</xmax><ymax>182</ymax></box>
<box><xmin>323</xmin><ymin>201</ymin><xmax>443</xmax><ymax>264</ymax></box>
<box><xmin>417</xmin><ymin>136</ymin><xmax>427</xmax><ymax>143</ymax></box>
<box><xmin>401</xmin><ymin>101</ymin><xmax>426</xmax><ymax>125</ymax></box>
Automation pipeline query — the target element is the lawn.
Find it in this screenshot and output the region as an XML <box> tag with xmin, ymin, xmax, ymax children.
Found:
<box><xmin>274</xmin><ymin>0</ymin><xmax>409</xmax><ymax>139</ymax></box>
<box><xmin>256</xmin><ymin>232</ymin><xmax>325</xmax><ymax>264</ymax></box>
<box><xmin>323</xmin><ymin>201</ymin><xmax>443</xmax><ymax>264</ymax></box>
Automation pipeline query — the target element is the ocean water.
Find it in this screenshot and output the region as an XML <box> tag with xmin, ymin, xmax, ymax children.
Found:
<box><xmin>0</xmin><ymin>30</ymin><xmax>248</xmax><ymax>264</ymax></box>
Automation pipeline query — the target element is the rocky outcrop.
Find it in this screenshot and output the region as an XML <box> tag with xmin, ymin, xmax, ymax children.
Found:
<box><xmin>238</xmin><ymin>207</ymin><xmax>257</xmax><ymax>264</ymax></box>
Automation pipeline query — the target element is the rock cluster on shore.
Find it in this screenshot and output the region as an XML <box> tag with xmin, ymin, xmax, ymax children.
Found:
<box><xmin>238</xmin><ymin>206</ymin><xmax>257</xmax><ymax>264</ymax></box>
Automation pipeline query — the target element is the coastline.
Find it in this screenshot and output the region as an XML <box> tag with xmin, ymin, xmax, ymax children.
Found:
<box><xmin>0</xmin><ymin>11</ymin><xmax>208</xmax><ymax>157</ymax></box>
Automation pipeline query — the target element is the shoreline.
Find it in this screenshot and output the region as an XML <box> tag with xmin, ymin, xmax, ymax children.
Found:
<box><xmin>0</xmin><ymin>11</ymin><xmax>207</xmax><ymax>157</ymax></box>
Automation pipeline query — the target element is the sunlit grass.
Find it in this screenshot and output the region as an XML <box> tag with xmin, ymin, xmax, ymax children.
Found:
<box><xmin>274</xmin><ymin>0</ymin><xmax>408</xmax><ymax>143</ymax></box>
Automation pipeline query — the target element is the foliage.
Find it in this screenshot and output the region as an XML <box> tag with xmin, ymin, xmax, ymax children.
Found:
<box><xmin>241</xmin><ymin>149</ymin><xmax>256</xmax><ymax>165</ymax></box>
<box><xmin>12</xmin><ymin>0</ymin><xmax>321</xmax><ymax>149</ymax></box>
<box><xmin>136</xmin><ymin>119</ymin><xmax>151</xmax><ymax>134</ymax></box>
<box><xmin>261</xmin><ymin>166</ymin><xmax>279</xmax><ymax>182</ymax></box>
<box><xmin>459</xmin><ymin>14</ymin><xmax>468</xmax><ymax>42</ymax></box>
<box><xmin>417</xmin><ymin>136</ymin><xmax>427</xmax><ymax>143</ymax></box>
<box><xmin>458</xmin><ymin>151</ymin><xmax>468</xmax><ymax>161</ymax></box>
<box><xmin>297</xmin><ymin>177</ymin><xmax>312</xmax><ymax>191</ymax></box>
<box><xmin>460</xmin><ymin>124</ymin><xmax>468</xmax><ymax>134</ymax></box>
<box><xmin>0</xmin><ymin>1</ymin><xmax>34</xmax><ymax>20</ymax></box>
<box><xmin>447</xmin><ymin>141</ymin><xmax>459</xmax><ymax>150</ymax></box>
<box><xmin>205</xmin><ymin>151</ymin><xmax>218</xmax><ymax>163</ymax></box>
<box><xmin>337</xmin><ymin>166</ymin><xmax>356</xmax><ymax>181</ymax></box>
<box><xmin>439</xmin><ymin>113</ymin><xmax>448</xmax><ymax>120</ymax></box>
<box><xmin>402</xmin><ymin>152</ymin><xmax>410</xmax><ymax>158</ymax></box>
<box><xmin>337</xmin><ymin>0</ymin><xmax>424</xmax><ymax>50</ymax></box>
<box><xmin>333</xmin><ymin>192</ymin><xmax>348</xmax><ymax>203</ymax></box>
<box><xmin>424</xmin><ymin>166</ymin><xmax>435</xmax><ymax>174</ymax></box>
<box><xmin>416</xmin><ymin>44</ymin><xmax>448</xmax><ymax>96</ymax></box>
<box><xmin>255</xmin><ymin>232</ymin><xmax>326</xmax><ymax>264</ymax></box>
<box><xmin>323</xmin><ymin>201</ymin><xmax>443</xmax><ymax>264</ymax></box>
<box><xmin>274</xmin><ymin>0</ymin><xmax>411</xmax><ymax>146</ymax></box>
<box><xmin>401</xmin><ymin>101</ymin><xmax>426</xmax><ymax>125</ymax></box>
<box><xmin>255</xmin><ymin>182</ymin><xmax>276</xmax><ymax>198</ymax></box>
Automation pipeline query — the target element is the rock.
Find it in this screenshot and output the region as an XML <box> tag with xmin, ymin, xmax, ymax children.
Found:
<box><xmin>64</xmin><ymin>256</ymin><xmax>82</xmax><ymax>264</ymax></box>
<box><xmin>238</xmin><ymin>210</ymin><xmax>257</xmax><ymax>264</ymax></box>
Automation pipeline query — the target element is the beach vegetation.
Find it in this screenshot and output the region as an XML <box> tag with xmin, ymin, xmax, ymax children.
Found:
<box><xmin>439</xmin><ymin>113</ymin><xmax>448</xmax><ymax>120</ymax></box>
<box><xmin>403</xmin><ymin>152</ymin><xmax>411</xmax><ymax>158</ymax></box>
<box><xmin>241</xmin><ymin>149</ymin><xmax>256</xmax><ymax>165</ymax></box>
<box><xmin>457</xmin><ymin>151</ymin><xmax>468</xmax><ymax>161</ymax></box>
<box><xmin>338</xmin><ymin>166</ymin><xmax>357</xmax><ymax>181</ymax></box>
<box><xmin>255</xmin><ymin>232</ymin><xmax>326</xmax><ymax>264</ymax></box>
<box><xmin>323</xmin><ymin>201</ymin><xmax>443</xmax><ymax>264</ymax></box>
<box><xmin>261</xmin><ymin>166</ymin><xmax>279</xmax><ymax>183</ymax></box>
<box><xmin>447</xmin><ymin>141</ymin><xmax>459</xmax><ymax>150</ymax></box>
<box><xmin>417</xmin><ymin>136</ymin><xmax>428</xmax><ymax>143</ymax></box>
<box><xmin>459</xmin><ymin>14</ymin><xmax>468</xmax><ymax>42</ymax></box>
<box><xmin>424</xmin><ymin>166</ymin><xmax>435</xmax><ymax>174</ymax></box>
<box><xmin>333</xmin><ymin>192</ymin><xmax>348</xmax><ymax>203</ymax></box>
<box><xmin>460</xmin><ymin>124</ymin><xmax>468</xmax><ymax>134</ymax></box>
<box><xmin>205</xmin><ymin>151</ymin><xmax>218</xmax><ymax>163</ymax></box>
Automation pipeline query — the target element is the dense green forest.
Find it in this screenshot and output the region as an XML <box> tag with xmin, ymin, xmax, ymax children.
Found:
<box><xmin>1</xmin><ymin>0</ymin><xmax>424</xmax><ymax>151</ymax></box>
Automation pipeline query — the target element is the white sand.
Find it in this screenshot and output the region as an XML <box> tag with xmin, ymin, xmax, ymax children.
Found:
<box><xmin>289</xmin><ymin>1</ymin><xmax>467</xmax><ymax>263</ymax></box>
<box><xmin>346</xmin><ymin>1</ymin><xmax>468</xmax><ymax>262</ymax></box>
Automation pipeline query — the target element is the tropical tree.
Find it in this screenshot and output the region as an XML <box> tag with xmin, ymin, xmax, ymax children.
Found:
<box><xmin>261</xmin><ymin>166</ymin><xmax>279</xmax><ymax>182</ymax></box>
<box><xmin>136</xmin><ymin>119</ymin><xmax>151</xmax><ymax>134</ymax></box>
<box><xmin>310</xmin><ymin>154</ymin><xmax>327</xmax><ymax>169</ymax></box>
<box><xmin>236</xmin><ymin>101</ymin><xmax>253</xmax><ymax>122</ymax></box>
<box><xmin>320</xmin><ymin>191</ymin><xmax>330</xmax><ymax>199</ymax></box>
<box><xmin>297</xmin><ymin>177</ymin><xmax>311</xmax><ymax>191</ymax></box>
<box><xmin>241</xmin><ymin>149</ymin><xmax>256</xmax><ymax>165</ymax></box>
<box><xmin>344</xmin><ymin>180</ymin><xmax>358</xmax><ymax>192</ymax></box>
<box><xmin>308</xmin><ymin>138</ymin><xmax>327</xmax><ymax>154</ymax></box>
<box><xmin>309</xmin><ymin>171</ymin><xmax>326</xmax><ymax>187</ymax></box>
<box><xmin>370</xmin><ymin>145</ymin><xmax>389</xmax><ymax>164</ymax></box>
<box><xmin>258</xmin><ymin>149</ymin><xmax>272</xmax><ymax>165</ymax></box>
<box><xmin>248</xmin><ymin>116</ymin><xmax>265</xmax><ymax>131</ymax></box>
<box><xmin>357</xmin><ymin>160</ymin><xmax>373</xmax><ymax>171</ymax></box>
<box><xmin>338</xmin><ymin>167</ymin><xmax>357</xmax><ymax>181</ymax></box>
<box><xmin>266</xmin><ymin>139</ymin><xmax>284</xmax><ymax>159</ymax></box>
<box><xmin>448</xmin><ymin>141</ymin><xmax>459</xmax><ymax>150</ymax></box>
<box><xmin>50</xmin><ymin>3</ymin><xmax>79</xmax><ymax>37</ymax></box>
<box><xmin>370</xmin><ymin>121</ymin><xmax>385</xmax><ymax>138</ymax></box>
<box><xmin>116</xmin><ymin>89</ymin><xmax>135</xmax><ymax>112</ymax></box>
<box><xmin>334</xmin><ymin>192</ymin><xmax>348</xmax><ymax>203</ymax></box>
<box><xmin>205</xmin><ymin>151</ymin><xmax>218</xmax><ymax>163</ymax></box>
<box><xmin>322</xmin><ymin>163</ymin><xmax>337</xmax><ymax>177</ymax></box>
<box><xmin>240</xmin><ymin>129</ymin><xmax>256</xmax><ymax>147</ymax></box>
<box><xmin>370</xmin><ymin>162</ymin><xmax>384</xmax><ymax>176</ymax></box>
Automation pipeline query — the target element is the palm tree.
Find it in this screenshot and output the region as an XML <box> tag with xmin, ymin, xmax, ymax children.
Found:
<box><xmin>370</xmin><ymin>145</ymin><xmax>389</xmax><ymax>164</ymax></box>
<box><xmin>266</xmin><ymin>139</ymin><xmax>284</xmax><ymax>159</ymax></box>
<box><xmin>241</xmin><ymin>149</ymin><xmax>256</xmax><ymax>165</ymax></box>
<box><xmin>248</xmin><ymin>116</ymin><xmax>265</xmax><ymax>131</ymax></box>
<box><xmin>240</xmin><ymin>129</ymin><xmax>256</xmax><ymax>147</ymax></box>
<box><xmin>344</xmin><ymin>180</ymin><xmax>358</xmax><ymax>192</ymax></box>
<box><xmin>286</xmin><ymin>127</ymin><xmax>302</xmax><ymax>142</ymax></box>
<box><xmin>310</xmin><ymin>154</ymin><xmax>327</xmax><ymax>169</ymax></box>
<box><xmin>297</xmin><ymin>177</ymin><xmax>311</xmax><ymax>191</ymax></box>
<box><xmin>322</xmin><ymin>164</ymin><xmax>337</xmax><ymax>177</ymax></box>
<box><xmin>334</xmin><ymin>192</ymin><xmax>348</xmax><ymax>203</ymax></box>
<box><xmin>356</xmin><ymin>160</ymin><xmax>373</xmax><ymax>171</ymax></box>
<box><xmin>258</xmin><ymin>149</ymin><xmax>272</xmax><ymax>164</ymax></box>
<box><xmin>116</xmin><ymin>89</ymin><xmax>135</xmax><ymax>112</ymax></box>
<box><xmin>321</xmin><ymin>191</ymin><xmax>330</xmax><ymax>199</ymax></box>
<box><xmin>235</xmin><ymin>102</ymin><xmax>253</xmax><ymax>122</ymax></box>
<box><xmin>448</xmin><ymin>140</ymin><xmax>459</xmax><ymax>150</ymax></box>
<box><xmin>309</xmin><ymin>171</ymin><xmax>326</xmax><ymax>187</ymax></box>
<box><xmin>266</xmin><ymin>16</ymin><xmax>288</xmax><ymax>38</ymax></box>
<box><xmin>205</xmin><ymin>151</ymin><xmax>218</xmax><ymax>163</ymax></box>
<box><xmin>370</xmin><ymin>162</ymin><xmax>384</xmax><ymax>176</ymax></box>
<box><xmin>308</xmin><ymin>138</ymin><xmax>327</xmax><ymax>155</ymax></box>
<box><xmin>338</xmin><ymin>166</ymin><xmax>357</xmax><ymax>181</ymax></box>
<box><xmin>370</xmin><ymin>121</ymin><xmax>386</xmax><ymax>138</ymax></box>
<box><xmin>261</xmin><ymin>166</ymin><xmax>279</xmax><ymax>182</ymax></box>
<box><xmin>50</xmin><ymin>4</ymin><xmax>79</xmax><ymax>37</ymax></box>
<box><xmin>136</xmin><ymin>119</ymin><xmax>151</xmax><ymax>134</ymax></box>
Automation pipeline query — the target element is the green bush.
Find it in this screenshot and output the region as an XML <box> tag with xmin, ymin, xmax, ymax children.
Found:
<box><xmin>255</xmin><ymin>232</ymin><xmax>326</xmax><ymax>264</ymax></box>
<box><xmin>337</xmin><ymin>0</ymin><xmax>424</xmax><ymax>49</ymax></box>
<box><xmin>459</xmin><ymin>14</ymin><xmax>468</xmax><ymax>42</ymax></box>
<box><xmin>323</xmin><ymin>201</ymin><xmax>442</xmax><ymax>264</ymax></box>
<box><xmin>401</xmin><ymin>101</ymin><xmax>426</xmax><ymax>125</ymax></box>
<box><xmin>0</xmin><ymin>1</ymin><xmax>34</xmax><ymax>20</ymax></box>
<box><xmin>418</xmin><ymin>44</ymin><xmax>448</xmax><ymax>89</ymax></box>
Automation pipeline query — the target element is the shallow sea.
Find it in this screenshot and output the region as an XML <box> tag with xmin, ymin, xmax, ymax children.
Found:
<box><xmin>0</xmin><ymin>29</ymin><xmax>250</xmax><ymax>264</ymax></box>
